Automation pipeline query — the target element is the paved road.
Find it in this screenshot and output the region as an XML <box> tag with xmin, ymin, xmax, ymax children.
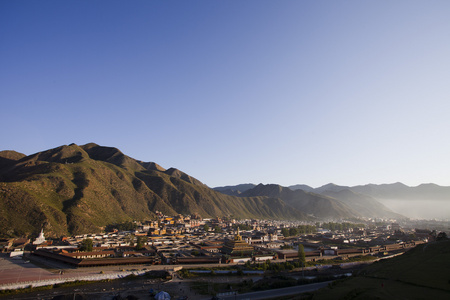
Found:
<box><xmin>219</xmin><ymin>281</ymin><xmax>332</xmax><ymax>300</ymax></box>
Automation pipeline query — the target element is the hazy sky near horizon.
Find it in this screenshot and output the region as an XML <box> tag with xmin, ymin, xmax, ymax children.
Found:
<box><xmin>1</xmin><ymin>1</ymin><xmax>450</xmax><ymax>188</ymax></box>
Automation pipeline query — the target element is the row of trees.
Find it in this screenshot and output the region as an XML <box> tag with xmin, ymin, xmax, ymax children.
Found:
<box><xmin>203</xmin><ymin>224</ymin><xmax>223</xmax><ymax>233</ymax></box>
<box><xmin>79</xmin><ymin>235</ymin><xmax>148</xmax><ymax>252</ymax></box>
<box><xmin>105</xmin><ymin>221</ymin><xmax>138</xmax><ymax>232</ymax></box>
<box><xmin>233</xmin><ymin>224</ymin><xmax>253</xmax><ymax>231</ymax></box>
<box><xmin>244</xmin><ymin>246</ymin><xmax>306</xmax><ymax>271</ymax></box>
<box><xmin>281</xmin><ymin>225</ymin><xmax>317</xmax><ymax>237</ymax></box>
<box><xmin>319</xmin><ymin>222</ymin><xmax>365</xmax><ymax>232</ymax></box>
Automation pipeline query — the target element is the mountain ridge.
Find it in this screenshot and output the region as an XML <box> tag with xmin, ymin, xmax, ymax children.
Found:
<box><xmin>238</xmin><ymin>183</ymin><xmax>401</xmax><ymax>219</ymax></box>
<box><xmin>219</xmin><ymin>182</ymin><xmax>450</xmax><ymax>219</ymax></box>
<box><xmin>0</xmin><ymin>143</ymin><xmax>308</xmax><ymax>238</ymax></box>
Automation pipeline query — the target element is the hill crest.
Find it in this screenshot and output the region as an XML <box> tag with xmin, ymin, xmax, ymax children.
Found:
<box><xmin>0</xmin><ymin>143</ymin><xmax>307</xmax><ymax>237</ymax></box>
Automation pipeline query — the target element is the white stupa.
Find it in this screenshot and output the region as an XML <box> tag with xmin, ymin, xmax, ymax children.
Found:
<box><xmin>33</xmin><ymin>228</ymin><xmax>46</xmax><ymax>245</ymax></box>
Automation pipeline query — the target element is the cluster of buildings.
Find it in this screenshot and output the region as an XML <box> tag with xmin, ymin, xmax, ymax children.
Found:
<box><xmin>0</xmin><ymin>213</ymin><xmax>437</xmax><ymax>268</ymax></box>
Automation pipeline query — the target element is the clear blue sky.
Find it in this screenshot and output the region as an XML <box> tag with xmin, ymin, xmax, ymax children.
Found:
<box><xmin>1</xmin><ymin>0</ymin><xmax>450</xmax><ymax>188</ymax></box>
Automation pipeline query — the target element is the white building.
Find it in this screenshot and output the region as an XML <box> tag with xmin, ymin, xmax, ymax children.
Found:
<box><xmin>33</xmin><ymin>229</ymin><xmax>46</xmax><ymax>245</ymax></box>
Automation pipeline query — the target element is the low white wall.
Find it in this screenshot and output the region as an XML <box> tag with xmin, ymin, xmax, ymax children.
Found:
<box><xmin>9</xmin><ymin>251</ymin><xmax>24</xmax><ymax>258</ymax></box>
<box><xmin>0</xmin><ymin>270</ymin><xmax>147</xmax><ymax>291</ymax></box>
<box><xmin>254</xmin><ymin>256</ymin><xmax>274</xmax><ymax>261</ymax></box>
<box><xmin>231</xmin><ymin>257</ymin><xmax>251</xmax><ymax>263</ymax></box>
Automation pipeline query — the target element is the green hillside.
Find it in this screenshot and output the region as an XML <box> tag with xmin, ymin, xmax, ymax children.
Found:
<box><xmin>312</xmin><ymin>239</ymin><xmax>450</xmax><ymax>299</ymax></box>
<box><xmin>0</xmin><ymin>143</ymin><xmax>307</xmax><ymax>238</ymax></box>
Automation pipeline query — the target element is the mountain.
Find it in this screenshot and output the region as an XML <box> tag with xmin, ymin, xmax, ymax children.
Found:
<box><xmin>240</xmin><ymin>184</ymin><xmax>362</xmax><ymax>219</ymax></box>
<box><xmin>352</xmin><ymin>182</ymin><xmax>450</xmax><ymax>200</ymax></box>
<box><xmin>313</xmin><ymin>239</ymin><xmax>450</xmax><ymax>299</ymax></box>
<box><xmin>0</xmin><ymin>150</ymin><xmax>26</xmax><ymax>169</ymax></box>
<box><xmin>213</xmin><ymin>184</ymin><xmax>257</xmax><ymax>196</ymax></box>
<box><xmin>288</xmin><ymin>184</ymin><xmax>315</xmax><ymax>192</ymax></box>
<box><xmin>285</xmin><ymin>181</ymin><xmax>449</xmax><ymax>219</ymax></box>
<box><xmin>314</xmin><ymin>183</ymin><xmax>350</xmax><ymax>194</ymax></box>
<box><xmin>350</xmin><ymin>183</ymin><xmax>450</xmax><ymax>219</ymax></box>
<box><xmin>221</xmin><ymin>183</ymin><xmax>406</xmax><ymax>220</ymax></box>
<box><xmin>312</xmin><ymin>182</ymin><xmax>450</xmax><ymax>219</ymax></box>
<box><xmin>0</xmin><ymin>143</ymin><xmax>306</xmax><ymax>238</ymax></box>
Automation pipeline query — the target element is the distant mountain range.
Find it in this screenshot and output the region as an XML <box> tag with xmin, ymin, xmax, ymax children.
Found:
<box><xmin>214</xmin><ymin>182</ymin><xmax>450</xmax><ymax>220</ymax></box>
<box><xmin>289</xmin><ymin>182</ymin><xmax>450</xmax><ymax>201</ymax></box>
<box><xmin>215</xmin><ymin>182</ymin><xmax>450</xmax><ymax>200</ymax></box>
<box><xmin>215</xmin><ymin>183</ymin><xmax>403</xmax><ymax>220</ymax></box>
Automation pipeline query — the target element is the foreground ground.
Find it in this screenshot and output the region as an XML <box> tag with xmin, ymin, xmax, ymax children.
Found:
<box><xmin>0</xmin><ymin>253</ymin><xmax>357</xmax><ymax>299</ymax></box>
<box><xmin>310</xmin><ymin>240</ymin><xmax>450</xmax><ymax>300</ymax></box>
<box><xmin>2</xmin><ymin>241</ymin><xmax>449</xmax><ymax>300</ymax></box>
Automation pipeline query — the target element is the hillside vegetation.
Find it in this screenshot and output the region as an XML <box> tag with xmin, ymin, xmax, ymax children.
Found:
<box><xmin>312</xmin><ymin>239</ymin><xmax>450</xmax><ymax>299</ymax></box>
<box><xmin>0</xmin><ymin>143</ymin><xmax>307</xmax><ymax>237</ymax></box>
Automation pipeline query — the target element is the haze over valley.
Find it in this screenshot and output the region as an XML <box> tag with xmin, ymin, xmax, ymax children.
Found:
<box><xmin>376</xmin><ymin>199</ymin><xmax>448</xmax><ymax>220</ymax></box>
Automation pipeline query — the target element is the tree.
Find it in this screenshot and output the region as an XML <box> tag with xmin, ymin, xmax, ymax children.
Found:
<box><xmin>214</xmin><ymin>225</ymin><xmax>222</xmax><ymax>233</ymax></box>
<box><xmin>280</xmin><ymin>245</ymin><xmax>293</xmax><ymax>250</ymax></box>
<box><xmin>80</xmin><ymin>238</ymin><xmax>93</xmax><ymax>252</ymax></box>
<box><xmin>436</xmin><ymin>231</ymin><xmax>448</xmax><ymax>241</ymax></box>
<box><xmin>203</xmin><ymin>224</ymin><xmax>209</xmax><ymax>232</ymax></box>
<box><xmin>298</xmin><ymin>244</ymin><xmax>306</xmax><ymax>266</ymax></box>
<box><xmin>289</xmin><ymin>227</ymin><xmax>298</xmax><ymax>237</ymax></box>
<box><xmin>136</xmin><ymin>236</ymin><xmax>148</xmax><ymax>250</ymax></box>
<box><xmin>125</xmin><ymin>234</ymin><xmax>135</xmax><ymax>247</ymax></box>
<box><xmin>298</xmin><ymin>244</ymin><xmax>306</xmax><ymax>278</ymax></box>
<box><xmin>234</xmin><ymin>224</ymin><xmax>252</xmax><ymax>231</ymax></box>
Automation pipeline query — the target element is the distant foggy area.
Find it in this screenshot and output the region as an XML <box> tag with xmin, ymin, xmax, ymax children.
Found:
<box><xmin>378</xmin><ymin>199</ymin><xmax>450</xmax><ymax>220</ymax></box>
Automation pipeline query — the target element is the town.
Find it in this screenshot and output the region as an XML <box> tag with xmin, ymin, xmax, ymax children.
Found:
<box><xmin>1</xmin><ymin>214</ymin><xmax>449</xmax><ymax>299</ymax></box>
<box><xmin>2</xmin><ymin>212</ymin><xmax>445</xmax><ymax>268</ymax></box>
